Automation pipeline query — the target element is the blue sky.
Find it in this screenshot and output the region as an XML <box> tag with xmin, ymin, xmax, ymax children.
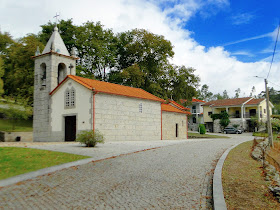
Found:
<box><xmin>160</xmin><ymin>0</ymin><xmax>280</xmax><ymax>63</ymax></box>
<box><xmin>1</xmin><ymin>0</ymin><xmax>279</xmax><ymax>96</ymax></box>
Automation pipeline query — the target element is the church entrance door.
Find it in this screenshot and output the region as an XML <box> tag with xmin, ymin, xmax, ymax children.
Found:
<box><xmin>65</xmin><ymin>116</ymin><xmax>76</xmax><ymax>141</ymax></box>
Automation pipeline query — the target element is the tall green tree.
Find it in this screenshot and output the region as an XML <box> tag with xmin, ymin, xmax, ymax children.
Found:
<box><xmin>3</xmin><ymin>34</ymin><xmax>44</xmax><ymax>104</ymax></box>
<box><xmin>75</xmin><ymin>21</ymin><xmax>117</xmax><ymax>80</ymax></box>
<box><xmin>197</xmin><ymin>84</ymin><xmax>214</xmax><ymax>102</ymax></box>
<box><xmin>110</xmin><ymin>29</ymin><xmax>174</xmax><ymax>96</ymax></box>
<box><xmin>234</xmin><ymin>88</ymin><xmax>241</xmax><ymax>98</ymax></box>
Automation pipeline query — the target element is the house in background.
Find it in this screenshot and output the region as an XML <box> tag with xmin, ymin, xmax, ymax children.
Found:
<box><xmin>202</xmin><ymin>97</ymin><xmax>273</xmax><ymax>133</ymax></box>
<box><xmin>181</xmin><ymin>98</ymin><xmax>206</xmax><ymax>131</ymax></box>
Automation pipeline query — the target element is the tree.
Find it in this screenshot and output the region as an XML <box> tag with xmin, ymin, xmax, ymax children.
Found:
<box><xmin>235</xmin><ymin>88</ymin><xmax>241</xmax><ymax>98</ymax></box>
<box><xmin>0</xmin><ymin>104</ymin><xmax>32</xmax><ymax>130</ymax></box>
<box><xmin>3</xmin><ymin>34</ymin><xmax>44</xmax><ymax>104</ymax></box>
<box><xmin>250</xmin><ymin>86</ymin><xmax>256</xmax><ymax>97</ymax></box>
<box><xmin>222</xmin><ymin>90</ymin><xmax>229</xmax><ymax>99</ymax></box>
<box><xmin>197</xmin><ymin>84</ymin><xmax>213</xmax><ymax>101</ymax></box>
<box><xmin>110</xmin><ymin>29</ymin><xmax>175</xmax><ymax>96</ymax></box>
<box><xmin>220</xmin><ymin>112</ymin><xmax>230</xmax><ymax>129</ymax></box>
<box><xmin>0</xmin><ymin>31</ymin><xmax>13</xmax><ymax>55</ymax></box>
<box><xmin>75</xmin><ymin>21</ymin><xmax>117</xmax><ymax>80</ymax></box>
<box><xmin>0</xmin><ymin>57</ymin><xmax>4</xmax><ymax>95</ymax></box>
<box><xmin>164</xmin><ymin>65</ymin><xmax>200</xmax><ymax>102</ymax></box>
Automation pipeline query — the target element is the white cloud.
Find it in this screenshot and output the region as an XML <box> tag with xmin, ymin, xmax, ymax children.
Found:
<box><xmin>0</xmin><ymin>0</ymin><xmax>278</xmax><ymax>97</ymax></box>
<box><xmin>230</xmin><ymin>12</ymin><xmax>255</xmax><ymax>25</ymax></box>
<box><xmin>231</xmin><ymin>50</ymin><xmax>254</xmax><ymax>57</ymax></box>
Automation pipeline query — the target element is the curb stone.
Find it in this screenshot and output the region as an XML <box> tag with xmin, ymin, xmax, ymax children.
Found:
<box><xmin>213</xmin><ymin>139</ymin><xmax>251</xmax><ymax>210</ymax></box>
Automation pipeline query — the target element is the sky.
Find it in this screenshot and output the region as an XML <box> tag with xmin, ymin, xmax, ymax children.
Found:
<box><xmin>1</xmin><ymin>0</ymin><xmax>280</xmax><ymax>97</ymax></box>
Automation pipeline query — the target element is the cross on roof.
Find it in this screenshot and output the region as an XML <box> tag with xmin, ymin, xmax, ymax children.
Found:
<box><xmin>53</xmin><ymin>13</ymin><xmax>60</xmax><ymax>25</ymax></box>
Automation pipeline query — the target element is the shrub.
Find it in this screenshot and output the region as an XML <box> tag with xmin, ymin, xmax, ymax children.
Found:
<box><xmin>271</xmin><ymin>118</ymin><xmax>280</xmax><ymax>132</ymax></box>
<box><xmin>199</xmin><ymin>124</ymin><xmax>206</xmax><ymax>134</ymax></box>
<box><xmin>76</xmin><ymin>130</ymin><xmax>104</xmax><ymax>147</ymax></box>
<box><xmin>211</xmin><ymin>113</ymin><xmax>221</xmax><ymax>121</ymax></box>
<box><xmin>232</xmin><ymin>124</ymin><xmax>239</xmax><ymax>129</ymax></box>
<box><xmin>219</xmin><ymin>112</ymin><xmax>230</xmax><ymax>129</ymax></box>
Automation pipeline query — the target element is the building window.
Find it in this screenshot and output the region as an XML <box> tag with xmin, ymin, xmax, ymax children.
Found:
<box><xmin>65</xmin><ymin>88</ymin><xmax>75</xmax><ymax>108</ymax></box>
<box><xmin>208</xmin><ymin>112</ymin><xmax>212</xmax><ymax>116</ymax></box>
<box><xmin>65</xmin><ymin>90</ymin><xmax>70</xmax><ymax>107</ymax></box>
<box><xmin>264</xmin><ymin>108</ymin><xmax>266</xmax><ymax>114</ymax></box>
<box><xmin>139</xmin><ymin>103</ymin><xmax>143</xmax><ymax>113</ymax></box>
<box><xmin>70</xmin><ymin>89</ymin><xmax>75</xmax><ymax>107</ymax></box>
<box><xmin>193</xmin><ymin>117</ymin><xmax>196</xmax><ymax>123</ymax></box>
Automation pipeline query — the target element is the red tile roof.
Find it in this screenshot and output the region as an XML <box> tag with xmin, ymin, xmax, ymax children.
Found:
<box><xmin>50</xmin><ymin>75</ymin><xmax>165</xmax><ymax>102</ymax></box>
<box><xmin>180</xmin><ymin>98</ymin><xmax>206</xmax><ymax>104</ymax></box>
<box><xmin>169</xmin><ymin>100</ymin><xmax>190</xmax><ymax>110</ymax></box>
<box><xmin>245</xmin><ymin>98</ymin><xmax>265</xmax><ymax>105</ymax></box>
<box><xmin>202</xmin><ymin>97</ymin><xmax>265</xmax><ymax>107</ymax></box>
<box><xmin>192</xmin><ymin>98</ymin><xmax>206</xmax><ymax>103</ymax></box>
<box><xmin>161</xmin><ymin>104</ymin><xmax>191</xmax><ymax>115</ymax></box>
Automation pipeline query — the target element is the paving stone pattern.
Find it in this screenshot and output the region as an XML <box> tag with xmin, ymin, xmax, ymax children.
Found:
<box><xmin>0</xmin><ymin>135</ymin><xmax>252</xmax><ymax>209</ymax></box>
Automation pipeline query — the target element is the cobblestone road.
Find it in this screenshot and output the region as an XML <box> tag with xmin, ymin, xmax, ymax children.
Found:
<box><xmin>0</xmin><ymin>134</ymin><xmax>252</xmax><ymax>209</ymax></box>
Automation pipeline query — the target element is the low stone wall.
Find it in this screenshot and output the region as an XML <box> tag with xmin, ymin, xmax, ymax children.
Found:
<box><xmin>0</xmin><ymin>131</ymin><xmax>33</xmax><ymax>142</ymax></box>
<box><xmin>213</xmin><ymin>118</ymin><xmax>248</xmax><ymax>133</ymax></box>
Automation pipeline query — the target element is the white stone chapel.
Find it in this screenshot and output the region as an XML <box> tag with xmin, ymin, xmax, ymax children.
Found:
<box><xmin>33</xmin><ymin>26</ymin><xmax>190</xmax><ymax>142</ymax></box>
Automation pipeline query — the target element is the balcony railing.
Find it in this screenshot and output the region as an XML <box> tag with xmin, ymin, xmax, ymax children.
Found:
<box><xmin>229</xmin><ymin>112</ymin><xmax>263</xmax><ymax>119</ymax></box>
<box><xmin>191</xmin><ymin>109</ymin><xmax>202</xmax><ymax>114</ymax></box>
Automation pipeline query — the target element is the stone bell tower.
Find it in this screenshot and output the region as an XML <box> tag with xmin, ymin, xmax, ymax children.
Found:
<box><xmin>33</xmin><ymin>26</ymin><xmax>77</xmax><ymax>142</ymax></box>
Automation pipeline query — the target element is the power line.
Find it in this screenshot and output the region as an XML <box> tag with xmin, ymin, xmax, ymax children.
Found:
<box><xmin>267</xmin><ymin>21</ymin><xmax>280</xmax><ymax>79</ymax></box>
<box><xmin>268</xmin><ymin>80</ymin><xmax>280</xmax><ymax>88</ymax></box>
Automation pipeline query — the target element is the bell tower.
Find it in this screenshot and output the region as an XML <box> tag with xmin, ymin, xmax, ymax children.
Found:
<box><xmin>33</xmin><ymin>26</ymin><xmax>77</xmax><ymax>142</ymax></box>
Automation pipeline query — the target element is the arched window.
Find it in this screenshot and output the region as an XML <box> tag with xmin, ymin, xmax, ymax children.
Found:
<box><xmin>40</xmin><ymin>63</ymin><xmax>46</xmax><ymax>87</ymax></box>
<box><xmin>58</xmin><ymin>63</ymin><xmax>67</xmax><ymax>85</ymax></box>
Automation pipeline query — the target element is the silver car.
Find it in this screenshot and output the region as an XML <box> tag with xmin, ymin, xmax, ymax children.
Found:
<box><xmin>223</xmin><ymin>127</ymin><xmax>243</xmax><ymax>134</ymax></box>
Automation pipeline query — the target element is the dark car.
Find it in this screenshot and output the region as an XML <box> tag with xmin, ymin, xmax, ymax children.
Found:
<box><xmin>223</xmin><ymin>127</ymin><xmax>242</xmax><ymax>134</ymax></box>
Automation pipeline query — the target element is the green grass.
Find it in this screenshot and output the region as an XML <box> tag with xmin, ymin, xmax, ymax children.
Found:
<box><xmin>0</xmin><ymin>118</ymin><xmax>33</xmax><ymax>132</ymax></box>
<box><xmin>188</xmin><ymin>132</ymin><xmax>229</xmax><ymax>139</ymax></box>
<box><xmin>253</xmin><ymin>132</ymin><xmax>279</xmax><ymax>141</ymax></box>
<box><xmin>0</xmin><ymin>147</ymin><xmax>90</xmax><ymax>180</ymax></box>
<box><xmin>222</xmin><ymin>141</ymin><xmax>280</xmax><ymax>209</ymax></box>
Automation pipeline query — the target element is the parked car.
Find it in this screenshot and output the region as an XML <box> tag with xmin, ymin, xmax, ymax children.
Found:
<box><xmin>223</xmin><ymin>127</ymin><xmax>243</xmax><ymax>134</ymax></box>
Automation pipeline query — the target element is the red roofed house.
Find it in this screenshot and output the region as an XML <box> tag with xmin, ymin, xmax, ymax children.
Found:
<box><xmin>180</xmin><ymin>98</ymin><xmax>206</xmax><ymax>131</ymax></box>
<box><xmin>32</xmin><ymin>27</ymin><xmax>189</xmax><ymax>142</ymax></box>
<box><xmin>202</xmin><ymin>97</ymin><xmax>274</xmax><ymax>132</ymax></box>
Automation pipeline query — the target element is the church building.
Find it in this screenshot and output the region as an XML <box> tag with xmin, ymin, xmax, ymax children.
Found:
<box><xmin>33</xmin><ymin>26</ymin><xmax>190</xmax><ymax>142</ymax></box>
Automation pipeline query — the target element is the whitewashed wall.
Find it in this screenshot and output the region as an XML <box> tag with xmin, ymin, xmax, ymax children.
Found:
<box><xmin>50</xmin><ymin>79</ymin><xmax>92</xmax><ymax>141</ymax></box>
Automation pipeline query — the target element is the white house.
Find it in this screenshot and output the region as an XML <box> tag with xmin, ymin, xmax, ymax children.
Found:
<box><xmin>32</xmin><ymin>26</ymin><xmax>190</xmax><ymax>142</ymax></box>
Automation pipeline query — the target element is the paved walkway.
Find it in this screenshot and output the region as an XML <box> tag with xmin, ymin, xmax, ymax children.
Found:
<box><xmin>0</xmin><ymin>134</ymin><xmax>253</xmax><ymax>209</ymax></box>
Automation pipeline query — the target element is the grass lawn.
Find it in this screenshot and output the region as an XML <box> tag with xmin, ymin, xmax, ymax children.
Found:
<box><xmin>188</xmin><ymin>132</ymin><xmax>229</xmax><ymax>139</ymax></box>
<box><xmin>0</xmin><ymin>147</ymin><xmax>90</xmax><ymax>180</ymax></box>
<box><xmin>253</xmin><ymin>132</ymin><xmax>279</xmax><ymax>141</ymax></box>
<box><xmin>0</xmin><ymin>118</ymin><xmax>33</xmax><ymax>132</ymax></box>
<box><xmin>222</xmin><ymin>141</ymin><xmax>280</xmax><ymax>209</ymax></box>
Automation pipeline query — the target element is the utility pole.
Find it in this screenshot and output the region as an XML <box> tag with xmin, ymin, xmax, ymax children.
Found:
<box><xmin>265</xmin><ymin>79</ymin><xmax>273</xmax><ymax>147</ymax></box>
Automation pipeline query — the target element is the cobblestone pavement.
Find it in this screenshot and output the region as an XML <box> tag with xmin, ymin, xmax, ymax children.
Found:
<box><xmin>0</xmin><ymin>134</ymin><xmax>252</xmax><ymax>209</ymax></box>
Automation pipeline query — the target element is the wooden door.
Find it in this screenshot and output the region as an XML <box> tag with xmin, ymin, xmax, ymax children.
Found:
<box><xmin>65</xmin><ymin>116</ymin><xmax>76</xmax><ymax>141</ymax></box>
